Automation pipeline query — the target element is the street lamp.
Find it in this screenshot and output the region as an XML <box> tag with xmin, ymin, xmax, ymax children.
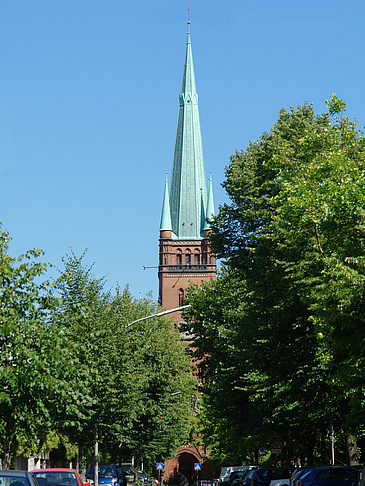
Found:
<box><xmin>126</xmin><ymin>305</ymin><xmax>191</xmax><ymax>328</ymax></box>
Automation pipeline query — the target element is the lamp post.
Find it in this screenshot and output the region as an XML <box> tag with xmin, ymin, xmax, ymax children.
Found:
<box><xmin>126</xmin><ymin>306</ymin><xmax>187</xmax><ymax>481</ymax></box>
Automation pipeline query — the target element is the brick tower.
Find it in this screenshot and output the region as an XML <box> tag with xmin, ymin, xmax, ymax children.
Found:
<box><xmin>158</xmin><ymin>24</ymin><xmax>216</xmax><ymax>325</ymax></box>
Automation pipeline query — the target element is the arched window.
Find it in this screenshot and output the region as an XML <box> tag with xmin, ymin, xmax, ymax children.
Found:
<box><xmin>176</xmin><ymin>249</ymin><xmax>182</xmax><ymax>266</ymax></box>
<box><xmin>185</xmin><ymin>249</ymin><xmax>191</xmax><ymax>265</ymax></box>
<box><xmin>194</xmin><ymin>249</ymin><xmax>200</xmax><ymax>265</ymax></box>
<box><xmin>179</xmin><ymin>288</ymin><xmax>184</xmax><ymax>306</ymax></box>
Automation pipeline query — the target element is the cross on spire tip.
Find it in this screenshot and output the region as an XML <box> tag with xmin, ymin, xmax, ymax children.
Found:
<box><xmin>186</xmin><ymin>6</ymin><xmax>191</xmax><ymax>31</ymax></box>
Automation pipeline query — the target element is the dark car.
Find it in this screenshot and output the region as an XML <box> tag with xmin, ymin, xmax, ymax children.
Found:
<box><xmin>120</xmin><ymin>465</ymin><xmax>136</xmax><ymax>486</ymax></box>
<box><xmin>297</xmin><ymin>467</ymin><xmax>358</xmax><ymax>486</ymax></box>
<box><xmin>32</xmin><ymin>468</ymin><xmax>90</xmax><ymax>486</ymax></box>
<box><xmin>0</xmin><ymin>470</ymin><xmax>38</xmax><ymax>486</ymax></box>
<box><xmin>290</xmin><ymin>469</ymin><xmax>312</xmax><ymax>486</ymax></box>
<box><xmin>242</xmin><ymin>470</ymin><xmax>257</xmax><ymax>486</ymax></box>
<box><xmin>229</xmin><ymin>472</ymin><xmax>250</xmax><ymax>486</ymax></box>
<box><xmin>252</xmin><ymin>469</ymin><xmax>293</xmax><ymax>486</ymax></box>
<box><xmin>137</xmin><ymin>472</ymin><xmax>147</xmax><ymax>486</ymax></box>
<box><xmin>87</xmin><ymin>465</ymin><xmax>124</xmax><ymax>486</ymax></box>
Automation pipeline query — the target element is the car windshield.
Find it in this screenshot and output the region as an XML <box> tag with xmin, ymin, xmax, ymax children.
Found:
<box><xmin>270</xmin><ymin>470</ymin><xmax>292</xmax><ymax>480</ymax></box>
<box><xmin>32</xmin><ymin>472</ymin><xmax>78</xmax><ymax>486</ymax></box>
<box><xmin>232</xmin><ymin>473</ymin><xmax>247</xmax><ymax>480</ymax></box>
<box><xmin>0</xmin><ymin>476</ymin><xmax>30</xmax><ymax>486</ymax></box>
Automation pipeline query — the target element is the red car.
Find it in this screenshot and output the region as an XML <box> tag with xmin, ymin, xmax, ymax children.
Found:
<box><xmin>31</xmin><ymin>469</ymin><xmax>90</xmax><ymax>486</ymax></box>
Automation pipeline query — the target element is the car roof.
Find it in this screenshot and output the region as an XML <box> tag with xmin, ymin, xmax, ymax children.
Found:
<box><xmin>306</xmin><ymin>467</ymin><xmax>357</xmax><ymax>470</ymax></box>
<box><xmin>0</xmin><ymin>471</ymin><xmax>29</xmax><ymax>476</ymax></box>
<box><xmin>31</xmin><ymin>470</ymin><xmax>78</xmax><ymax>473</ymax></box>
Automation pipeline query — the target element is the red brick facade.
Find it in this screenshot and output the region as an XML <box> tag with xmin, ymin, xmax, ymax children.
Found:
<box><xmin>158</xmin><ymin>230</ymin><xmax>216</xmax><ymax>481</ymax></box>
<box><xmin>162</xmin><ymin>444</ymin><xmax>216</xmax><ymax>483</ymax></box>
<box><xmin>158</xmin><ymin>229</ymin><xmax>216</xmax><ymax>324</ymax></box>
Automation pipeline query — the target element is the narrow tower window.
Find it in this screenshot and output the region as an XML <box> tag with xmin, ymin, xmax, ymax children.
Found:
<box><xmin>179</xmin><ymin>289</ymin><xmax>185</xmax><ymax>306</ymax></box>
<box><xmin>176</xmin><ymin>249</ymin><xmax>182</xmax><ymax>266</ymax></box>
<box><xmin>185</xmin><ymin>249</ymin><xmax>191</xmax><ymax>265</ymax></box>
<box><xmin>194</xmin><ymin>249</ymin><xmax>200</xmax><ymax>265</ymax></box>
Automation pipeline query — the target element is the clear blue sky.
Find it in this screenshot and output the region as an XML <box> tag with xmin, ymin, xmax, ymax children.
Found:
<box><xmin>1</xmin><ymin>0</ymin><xmax>365</xmax><ymax>299</ymax></box>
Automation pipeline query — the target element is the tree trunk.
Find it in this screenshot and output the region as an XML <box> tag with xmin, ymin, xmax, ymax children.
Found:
<box><xmin>346</xmin><ymin>434</ymin><xmax>358</xmax><ymax>466</ymax></box>
<box><xmin>3</xmin><ymin>430</ymin><xmax>13</xmax><ymax>470</ymax></box>
<box><xmin>250</xmin><ymin>451</ymin><xmax>255</xmax><ymax>465</ymax></box>
<box><xmin>306</xmin><ymin>431</ymin><xmax>316</xmax><ymax>465</ymax></box>
<box><xmin>76</xmin><ymin>443</ymin><xmax>82</xmax><ymax>474</ymax></box>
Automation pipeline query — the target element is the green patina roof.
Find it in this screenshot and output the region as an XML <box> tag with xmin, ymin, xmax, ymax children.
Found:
<box><xmin>167</xmin><ymin>26</ymin><xmax>211</xmax><ymax>240</ymax></box>
<box><xmin>203</xmin><ymin>176</ymin><xmax>215</xmax><ymax>231</ymax></box>
<box><xmin>160</xmin><ymin>175</ymin><xmax>172</xmax><ymax>231</ymax></box>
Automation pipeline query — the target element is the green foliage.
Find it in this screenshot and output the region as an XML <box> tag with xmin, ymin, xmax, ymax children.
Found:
<box><xmin>52</xmin><ymin>251</ymin><xmax>196</xmax><ymax>467</ymax></box>
<box><xmin>0</xmin><ymin>232</ymin><xmax>195</xmax><ymax>468</ymax></box>
<box><xmin>183</xmin><ymin>98</ymin><xmax>365</xmax><ymax>464</ymax></box>
<box><xmin>0</xmin><ymin>227</ymin><xmax>57</xmax><ymax>466</ymax></box>
<box><xmin>326</xmin><ymin>93</ymin><xmax>346</xmax><ymax>116</ymax></box>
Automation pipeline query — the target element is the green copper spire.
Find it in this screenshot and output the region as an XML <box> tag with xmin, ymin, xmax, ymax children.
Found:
<box><xmin>204</xmin><ymin>175</ymin><xmax>215</xmax><ymax>230</ymax></box>
<box><xmin>160</xmin><ymin>175</ymin><xmax>172</xmax><ymax>231</ymax></box>
<box><xmin>169</xmin><ymin>26</ymin><xmax>208</xmax><ymax>239</ymax></box>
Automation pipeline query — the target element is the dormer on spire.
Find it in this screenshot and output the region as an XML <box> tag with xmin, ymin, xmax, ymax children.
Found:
<box><xmin>160</xmin><ymin>175</ymin><xmax>172</xmax><ymax>232</ymax></box>
<box><xmin>204</xmin><ymin>176</ymin><xmax>215</xmax><ymax>231</ymax></box>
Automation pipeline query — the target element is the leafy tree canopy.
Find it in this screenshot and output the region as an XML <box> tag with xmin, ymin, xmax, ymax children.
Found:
<box><xmin>184</xmin><ymin>96</ymin><xmax>365</xmax><ymax>465</ymax></box>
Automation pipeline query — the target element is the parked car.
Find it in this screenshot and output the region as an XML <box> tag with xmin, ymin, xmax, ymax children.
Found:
<box><xmin>252</xmin><ymin>469</ymin><xmax>293</xmax><ymax>486</ymax></box>
<box><xmin>220</xmin><ymin>468</ymin><xmax>248</xmax><ymax>486</ymax></box>
<box><xmin>137</xmin><ymin>472</ymin><xmax>148</xmax><ymax>486</ymax></box>
<box><xmin>290</xmin><ymin>469</ymin><xmax>312</xmax><ymax>486</ymax></box>
<box><xmin>269</xmin><ymin>469</ymin><xmax>293</xmax><ymax>486</ymax></box>
<box><xmin>87</xmin><ymin>465</ymin><xmax>124</xmax><ymax>486</ymax></box>
<box><xmin>242</xmin><ymin>470</ymin><xmax>257</xmax><ymax>486</ymax></box>
<box><xmin>32</xmin><ymin>469</ymin><xmax>90</xmax><ymax>486</ymax></box>
<box><xmin>120</xmin><ymin>465</ymin><xmax>136</xmax><ymax>486</ymax></box>
<box><xmin>117</xmin><ymin>470</ymin><xmax>126</xmax><ymax>486</ymax></box>
<box><xmin>297</xmin><ymin>467</ymin><xmax>358</xmax><ymax>486</ymax></box>
<box><xmin>0</xmin><ymin>470</ymin><xmax>38</xmax><ymax>486</ymax></box>
<box><xmin>230</xmin><ymin>471</ymin><xmax>250</xmax><ymax>486</ymax></box>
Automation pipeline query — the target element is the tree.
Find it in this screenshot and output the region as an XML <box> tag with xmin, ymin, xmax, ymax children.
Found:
<box><xmin>183</xmin><ymin>98</ymin><xmax>365</xmax><ymax>464</ymax></box>
<box><xmin>0</xmin><ymin>227</ymin><xmax>66</xmax><ymax>467</ymax></box>
<box><xmin>0</xmin><ymin>233</ymin><xmax>196</xmax><ymax>468</ymax></box>
<box><xmin>52</xmin><ymin>251</ymin><xmax>196</xmax><ymax>467</ymax></box>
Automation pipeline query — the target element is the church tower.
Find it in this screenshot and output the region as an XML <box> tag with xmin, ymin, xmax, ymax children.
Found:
<box><xmin>158</xmin><ymin>24</ymin><xmax>216</xmax><ymax>323</ymax></box>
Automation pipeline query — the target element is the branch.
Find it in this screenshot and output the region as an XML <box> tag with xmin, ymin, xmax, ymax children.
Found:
<box><xmin>313</xmin><ymin>223</ymin><xmax>325</xmax><ymax>256</ymax></box>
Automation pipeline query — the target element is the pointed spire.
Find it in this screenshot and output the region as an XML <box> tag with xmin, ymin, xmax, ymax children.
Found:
<box><xmin>181</xmin><ymin>24</ymin><xmax>196</xmax><ymax>95</ymax></box>
<box><xmin>204</xmin><ymin>175</ymin><xmax>215</xmax><ymax>230</ymax></box>
<box><xmin>160</xmin><ymin>175</ymin><xmax>172</xmax><ymax>231</ymax></box>
<box><xmin>169</xmin><ymin>27</ymin><xmax>208</xmax><ymax>239</ymax></box>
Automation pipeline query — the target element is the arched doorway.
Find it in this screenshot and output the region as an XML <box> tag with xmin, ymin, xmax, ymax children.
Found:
<box><xmin>178</xmin><ymin>452</ymin><xmax>198</xmax><ymax>484</ymax></box>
